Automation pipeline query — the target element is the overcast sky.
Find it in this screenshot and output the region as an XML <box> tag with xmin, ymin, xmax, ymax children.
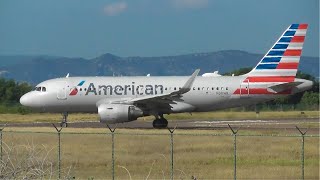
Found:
<box><xmin>0</xmin><ymin>0</ymin><xmax>318</xmax><ymax>58</ymax></box>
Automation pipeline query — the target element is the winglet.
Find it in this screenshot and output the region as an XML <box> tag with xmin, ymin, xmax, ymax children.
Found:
<box><xmin>179</xmin><ymin>69</ymin><xmax>200</xmax><ymax>94</ymax></box>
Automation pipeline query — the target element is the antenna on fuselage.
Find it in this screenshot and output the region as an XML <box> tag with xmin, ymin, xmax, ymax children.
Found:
<box><xmin>66</xmin><ymin>73</ymin><xmax>70</xmax><ymax>78</ymax></box>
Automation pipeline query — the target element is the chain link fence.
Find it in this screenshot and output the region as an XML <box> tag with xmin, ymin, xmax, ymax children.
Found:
<box><xmin>0</xmin><ymin>126</ymin><xmax>319</xmax><ymax>179</ymax></box>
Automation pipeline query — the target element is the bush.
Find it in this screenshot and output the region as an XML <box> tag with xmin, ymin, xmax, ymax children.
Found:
<box><xmin>17</xmin><ymin>106</ymin><xmax>32</xmax><ymax>115</ymax></box>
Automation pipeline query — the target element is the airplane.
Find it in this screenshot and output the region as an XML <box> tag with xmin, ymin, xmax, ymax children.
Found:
<box><xmin>20</xmin><ymin>24</ymin><xmax>313</xmax><ymax>128</ymax></box>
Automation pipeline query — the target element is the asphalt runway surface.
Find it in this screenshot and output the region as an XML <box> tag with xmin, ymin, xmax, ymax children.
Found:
<box><xmin>6</xmin><ymin>118</ymin><xmax>319</xmax><ymax>132</ymax></box>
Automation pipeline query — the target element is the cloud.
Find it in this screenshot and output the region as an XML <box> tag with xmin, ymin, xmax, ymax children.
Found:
<box><xmin>104</xmin><ymin>2</ymin><xmax>128</xmax><ymax>16</ymax></box>
<box><xmin>172</xmin><ymin>0</ymin><xmax>209</xmax><ymax>9</ymax></box>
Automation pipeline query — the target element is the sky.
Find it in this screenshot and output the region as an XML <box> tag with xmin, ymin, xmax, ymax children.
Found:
<box><xmin>0</xmin><ymin>0</ymin><xmax>319</xmax><ymax>58</ymax></box>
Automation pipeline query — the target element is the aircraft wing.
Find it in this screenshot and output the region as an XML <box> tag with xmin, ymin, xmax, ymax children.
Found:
<box><xmin>130</xmin><ymin>69</ymin><xmax>200</xmax><ymax>104</ymax></box>
<box><xmin>96</xmin><ymin>69</ymin><xmax>200</xmax><ymax>112</ymax></box>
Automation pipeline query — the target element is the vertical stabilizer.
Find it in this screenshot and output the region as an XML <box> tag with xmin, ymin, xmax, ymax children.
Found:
<box><xmin>245</xmin><ymin>24</ymin><xmax>308</xmax><ymax>83</ymax></box>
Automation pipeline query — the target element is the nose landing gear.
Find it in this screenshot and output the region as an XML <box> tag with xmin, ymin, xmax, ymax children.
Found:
<box><xmin>152</xmin><ymin>114</ymin><xmax>168</xmax><ymax>128</ymax></box>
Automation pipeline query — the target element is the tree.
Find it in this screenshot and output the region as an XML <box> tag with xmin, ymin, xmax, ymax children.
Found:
<box><xmin>0</xmin><ymin>78</ymin><xmax>32</xmax><ymax>104</ymax></box>
<box><xmin>300</xmin><ymin>92</ymin><xmax>319</xmax><ymax>105</ymax></box>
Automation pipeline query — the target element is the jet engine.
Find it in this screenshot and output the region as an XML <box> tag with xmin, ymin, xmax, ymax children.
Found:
<box><xmin>98</xmin><ymin>104</ymin><xmax>143</xmax><ymax>123</ymax></box>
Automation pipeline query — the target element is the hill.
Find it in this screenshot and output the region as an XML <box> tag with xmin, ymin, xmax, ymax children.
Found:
<box><xmin>0</xmin><ymin>50</ymin><xmax>318</xmax><ymax>84</ymax></box>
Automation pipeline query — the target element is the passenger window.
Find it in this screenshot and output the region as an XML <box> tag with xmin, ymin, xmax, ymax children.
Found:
<box><xmin>42</xmin><ymin>87</ymin><xmax>46</xmax><ymax>92</ymax></box>
<box><xmin>212</xmin><ymin>87</ymin><xmax>214</xmax><ymax>90</ymax></box>
<box><xmin>198</xmin><ymin>87</ymin><xmax>200</xmax><ymax>90</ymax></box>
<box><xmin>221</xmin><ymin>87</ymin><xmax>224</xmax><ymax>90</ymax></box>
<box><xmin>226</xmin><ymin>87</ymin><xmax>228</xmax><ymax>90</ymax></box>
<box><xmin>174</xmin><ymin>87</ymin><xmax>176</xmax><ymax>90</ymax></box>
<box><xmin>216</xmin><ymin>87</ymin><xmax>219</xmax><ymax>90</ymax></box>
<box><xmin>80</xmin><ymin>88</ymin><xmax>82</xmax><ymax>91</ymax></box>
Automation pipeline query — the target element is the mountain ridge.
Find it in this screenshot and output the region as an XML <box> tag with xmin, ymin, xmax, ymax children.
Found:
<box><xmin>0</xmin><ymin>50</ymin><xmax>318</xmax><ymax>84</ymax></box>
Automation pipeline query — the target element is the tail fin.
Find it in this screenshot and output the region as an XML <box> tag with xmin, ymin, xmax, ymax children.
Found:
<box><xmin>245</xmin><ymin>24</ymin><xmax>308</xmax><ymax>82</ymax></box>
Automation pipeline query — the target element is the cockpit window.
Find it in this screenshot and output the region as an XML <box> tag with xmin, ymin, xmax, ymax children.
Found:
<box><xmin>34</xmin><ymin>86</ymin><xmax>46</xmax><ymax>92</ymax></box>
<box><xmin>34</xmin><ymin>87</ymin><xmax>41</xmax><ymax>91</ymax></box>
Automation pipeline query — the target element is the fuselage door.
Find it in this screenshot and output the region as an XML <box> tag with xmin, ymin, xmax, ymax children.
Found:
<box><xmin>240</xmin><ymin>79</ymin><xmax>249</xmax><ymax>98</ymax></box>
<box><xmin>57</xmin><ymin>81</ymin><xmax>67</xmax><ymax>100</ymax></box>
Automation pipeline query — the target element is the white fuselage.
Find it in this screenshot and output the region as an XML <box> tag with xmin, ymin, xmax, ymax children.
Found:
<box><xmin>20</xmin><ymin>75</ymin><xmax>312</xmax><ymax>115</ymax></box>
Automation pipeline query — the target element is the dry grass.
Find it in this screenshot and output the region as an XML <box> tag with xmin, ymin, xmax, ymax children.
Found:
<box><xmin>1</xmin><ymin>128</ymin><xmax>319</xmax><ymax>179</ymax></box>
<box><xmin>0</xmin><ymin>113</ymin><xmax>99</xmax><ymax>123</ymax></box>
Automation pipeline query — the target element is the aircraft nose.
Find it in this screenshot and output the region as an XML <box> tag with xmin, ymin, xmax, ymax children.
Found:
<box><xmin>20</xmin><ymin>93</ymin><xmax>31</xmax><ymax>106</ymax></box>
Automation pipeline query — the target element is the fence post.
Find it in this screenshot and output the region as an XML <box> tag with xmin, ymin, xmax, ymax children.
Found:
<box><xmin>0</xmin><ymin>124</ymin><xmax>7</xmax><ymax>162</ymax></box>
<box><xmin>0</xmin><ymin>128</ymin><xmax>2</xmax><ymax>162</ymax></box>
<box><xmin>107</xmin><ymin>125</ymin><xmax>116</xmax><ymax>180</ymax></box>
<box><xmin>296</xmin><ymin>126</ymin><xmax>308</xmax><ymax>180</ymax></box>
<box><xmin>168</xmin><ymin>126</ymin><xmax>176</xmax><ymax>180</ymax></box>
<box><xmin>52</xmin><ymin>123</ymin><xmax>63</xmax><ymax>179</ymax></box>
<box><xmin>228</xmin><ymin>124</ymin><xmax>239</xmax><ymax>180</ymax></box>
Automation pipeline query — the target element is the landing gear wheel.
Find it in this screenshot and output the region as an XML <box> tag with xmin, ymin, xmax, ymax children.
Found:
<box><xmin>60</xmin><ymin>112</ymin><xmax>68</xmax><ymax>127</ymax></box>
<box><xmin>152</xmin><ymin>117</ymin><xmax>168</xmax><ymax>129</ymax></box>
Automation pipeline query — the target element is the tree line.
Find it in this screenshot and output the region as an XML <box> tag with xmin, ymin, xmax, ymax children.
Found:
<box><xmin>0</xmin><ymin>78</ymin><xmax>32</xmax><ymax>113</ymax></box>
<box><xmin>0</xmin><ymin>78</ymin><xmax>32</xmax><ymax>104</ymax></box>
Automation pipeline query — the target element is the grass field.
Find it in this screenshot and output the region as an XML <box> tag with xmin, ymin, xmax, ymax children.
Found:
<box><xmin>0</xmin><ymin>111</ymin><xmax>319</xmax><ymax>179</ymax></box>
<box><xmin>1</xmin><ymin>128</ymin><xmax>319</xmax><ymax>179</ymax></box>
<box><xmin>0</xmin><ymin>110</ymin><xmax>319</xmax><ymax>123</ymax></box>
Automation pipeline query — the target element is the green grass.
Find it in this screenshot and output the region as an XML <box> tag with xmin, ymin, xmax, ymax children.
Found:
<box><xmin>1</xmin><ymin>128</ymin><xmax>319</xmax><ymax>179</ymax></box>
<box><xmin>0</xmin><ymin>110</ymin><xmax>318</xmax><ymax>124</ymax></box>
<box><xmin>164</xmin><ymin>111</ymin><xmax>319</xmax><ymax>120</ymax></box>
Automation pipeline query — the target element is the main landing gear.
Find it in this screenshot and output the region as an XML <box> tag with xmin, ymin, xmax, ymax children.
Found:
<box><xmin>152</xmin><ymin>114</ymin><xmax>168</xmax><ymax>129</ymax></box>
<box><xmin>60</xmin><ymin>112</ymin><xmax>68</xmax><ymax>127</ymax></box>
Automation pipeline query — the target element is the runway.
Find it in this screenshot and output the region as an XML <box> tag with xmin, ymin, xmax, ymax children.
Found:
<box><xmin>6</xmin><ymin>118</ymin><xmax>319</xmax><ymax>132</ymax></box>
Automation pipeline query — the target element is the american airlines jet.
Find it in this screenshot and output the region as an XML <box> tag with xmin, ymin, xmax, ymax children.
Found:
<box><xmin>20</xmin><ymin>24</ymin><xmax>312</xmax><ymax>128</ymax></box>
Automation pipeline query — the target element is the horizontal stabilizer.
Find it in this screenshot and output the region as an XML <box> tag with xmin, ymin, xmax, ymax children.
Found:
<box><xmin>267</xmin><ymin>81</ymin><xmax>302</xmax><ymax>93</ymax></box>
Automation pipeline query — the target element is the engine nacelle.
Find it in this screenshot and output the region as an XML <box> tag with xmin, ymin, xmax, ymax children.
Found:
<box><xmin>98</xmin><ymin>104</ymin><xmax>143</xmax><ymax>124</ymax></box>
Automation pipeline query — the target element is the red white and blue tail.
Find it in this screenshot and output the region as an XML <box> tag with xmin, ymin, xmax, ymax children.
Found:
<box><xmin>245</xmin><ymin>24</ymin><xmax>308</xmax><ymax>82</ymax></box>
